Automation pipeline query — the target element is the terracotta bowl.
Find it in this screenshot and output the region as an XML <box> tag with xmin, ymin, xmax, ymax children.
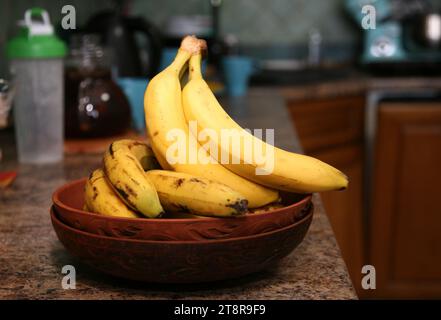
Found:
<box><xmin>52</xmin><ymin>178</ymin><xmax>312</xmax><ymax>241</ymax></box>
<box><xmin>51</xmin><ymin>206</ymin><xmax>313</xmax><ymax>283</ymax></box>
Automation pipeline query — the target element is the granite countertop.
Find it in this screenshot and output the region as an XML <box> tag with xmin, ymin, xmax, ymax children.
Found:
<box><xmin>0</xmin><ymin>92</ymin><xmax>356</xmax><ymax>299</ymax></box>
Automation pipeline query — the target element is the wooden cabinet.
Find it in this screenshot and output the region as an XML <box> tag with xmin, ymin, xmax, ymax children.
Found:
<box><xmin>287</xmin><ymin>95</ymin><xmax>366</xmax><ymax>296</ymax></box>
<box><xmin>287</xmin><ymin>92</ymin><xmax>441</xmax><ymax>299</ymax></box>
<box><xmin>370</xmin><ymin>102</ymin><xmax>441</xmax><ymax>298</ymax></box>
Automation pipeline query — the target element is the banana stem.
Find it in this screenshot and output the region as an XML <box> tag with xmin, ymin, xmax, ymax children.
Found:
<box><xmin>168</xmin><ymin>49</ymin><xmax>191</xmax><ymax>75</ymax></box>
<box><xmin>189</xmin><ymin>54</ymin><xmax>203</xmax><ymax>80</ymax></box>
<box><xmin>168</xmin><ymin>35</ymin><xmax>203</xmax><ymax>76</ymax></box>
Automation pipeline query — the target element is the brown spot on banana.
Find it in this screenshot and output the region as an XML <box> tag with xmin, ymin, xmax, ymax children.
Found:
<box><xmin>174</xmin><ymin>178</ymin><xmax>184</xmax><ymax>188</ymax></box>
<box><xmin>114</xmin><ymin>186</ymin><xmax>136</xmax><ymax>208</ymax></box>
<box><xmin>226</xmin><ymin>199</ymin><xmax>248</xmax><ymax>215</ymax></box>
<box><xmin>130</xmin><ymin>177</ymin><xmax>140</xmax><ymax>186</ymax></box>
<box><xmin>125</xmin><ymin>185</ymin><xmax>138</xmax><ymax>198</ymax></box>
<box><xmin>189</xmin><ymin>178</ymin><xmax>206</xmax><ymax>185</ymax></box>
<box><xmin>126</xmin><ymin>154</ymin><xmax>137</xmax><ymax>162</ymax></box>
<box><xmin>109</xmin><ymin>143</ymin><xmax>115</xmax><ymax>157</ymax></box>
<box><xmin>92</xmin><ymin>186</ymin><xmax>98</xmax><ymax>200</ymax></box>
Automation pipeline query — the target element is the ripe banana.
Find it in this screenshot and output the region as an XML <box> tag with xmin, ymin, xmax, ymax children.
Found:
<box><xmin>103</xmin><ymin>139</ymin><xmax>164</xmax><ymax>218</ymax></box>
<box><xmin>182</xmin><ymin>53</ymin><xmax>349</xmax><ymax>193</ymax></box>
<box><xmin>144</xmin><ymin>35</ymin><xmax>279</xmax><ymax>207</ymax></box>
<box><xmin>145</xmin><ymin>170</ymin><xmax>248</xmax><ymax>217</ymax></box>
<box><xmin>84</xmin><ymin>169</ymin><xmax>138</xmax><ymax>218</ymax></box>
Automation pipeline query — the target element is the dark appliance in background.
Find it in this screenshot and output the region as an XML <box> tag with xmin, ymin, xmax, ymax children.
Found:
<box><xmin>84</xmin><ymin>0</ymin><xmax>162</xmax><ymax>78</ymax></box>
<box><xmin>345</xmin><ymin>0</ymin><xmax>441</xmax><ymax>75</ymax></box>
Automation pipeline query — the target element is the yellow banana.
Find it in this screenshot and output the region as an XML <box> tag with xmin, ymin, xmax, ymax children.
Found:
<box><xmin>103</xmin><ymin>139</ymin><xmax>164</xmax><ymax>218</ymax></box>
<box><xmin>144</xmin><ymin>35</ymin><xmax>279</xmax><ymax>207</ymax></box>
<box><xmin>182</xmin><ymin>53</ymin><xmax>349</xmax><ymax>193</ymax></box>
<box><xmin>145</xmin><ymin>170</ymin><xmax>248</xmax><ymax>217</ymax></box>
<box><xmin>84</xmin><ymin>169</ymin><xmax>138</xmax><ymax>218</ymax></box>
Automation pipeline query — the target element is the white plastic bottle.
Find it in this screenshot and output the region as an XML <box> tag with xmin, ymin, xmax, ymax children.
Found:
<box><xmin>6</xmin><ymin>8</ymin><xmax>67</xmax><ymax>164</ymax></box>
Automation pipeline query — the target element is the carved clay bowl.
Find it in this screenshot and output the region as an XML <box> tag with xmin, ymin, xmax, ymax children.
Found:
<box><xmin>52</xmin><ymin>178</ymin><xmax>312</xmax><ymax>241</ymax></box>
<box><xmin>51</xmin><ymin>205</ymin><xmax>313</xmax><ymax>283</ymax></box>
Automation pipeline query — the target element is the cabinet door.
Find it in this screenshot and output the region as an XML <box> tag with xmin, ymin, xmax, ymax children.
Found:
<box><xmin>312</xmin><ymin>145</ymin><xmax>365</xmax><ymax>296</ymax></box>
<box><xmin>371</xmin><ymin>102</ymin><xmax>441</xmax><ymax>298</ymax></box>
<box><xmin>287</xmin><ymin>96</ymin><xmax>364</xmax><ymax>153</ymax></box>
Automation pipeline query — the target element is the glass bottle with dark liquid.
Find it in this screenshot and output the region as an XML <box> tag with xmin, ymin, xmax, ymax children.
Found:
<box><xmin>64</xmin><ymin>34</ymin><xmax>131</xmax><ymax>138</ymax></box>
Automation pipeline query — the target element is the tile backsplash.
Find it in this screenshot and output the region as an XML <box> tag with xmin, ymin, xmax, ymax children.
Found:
<box><xmin>131</xmin><ymin>0</ymin><xmax>357</xmax><ymax>45</ymax></box>
<box><xmin>0</xmin><ymin>0</ymin><xmax>358</xmax><ymax>76</ymax></box>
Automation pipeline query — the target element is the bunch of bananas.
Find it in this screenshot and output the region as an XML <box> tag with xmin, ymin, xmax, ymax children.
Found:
<box><xmin>84</xmin><ymin>36</ymin><xmax>348</xmax><ymax>219</ymax></box>
<box><xmin>84</xmin><ymin>139</ymin><xmax>248</xmax><ymax>218</ymax></box>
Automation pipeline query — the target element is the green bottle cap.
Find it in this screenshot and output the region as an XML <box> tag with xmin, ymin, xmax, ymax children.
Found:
<box><xmin>6</xmin><ymin>8</ymin><xmax>67</xmax><ymax>59</ymax></box>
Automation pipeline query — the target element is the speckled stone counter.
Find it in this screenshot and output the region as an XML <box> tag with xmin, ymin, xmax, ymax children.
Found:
<box><xmin>0</xmin><ymin>92</ymin><xmax>356</xmax><ymax>299</ymax></box>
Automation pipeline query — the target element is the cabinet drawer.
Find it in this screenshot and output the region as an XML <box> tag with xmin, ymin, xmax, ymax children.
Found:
<box><xmin>287</xmin><ymin>96</ymin><xmax>365</xmax><ymax>152</ymax></box>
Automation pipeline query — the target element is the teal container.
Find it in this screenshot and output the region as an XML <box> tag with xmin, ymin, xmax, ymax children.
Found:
<box><xmin>117</xmin><ymin>78</ymin><xmax>149</xmax><ymax>132</ymax></box>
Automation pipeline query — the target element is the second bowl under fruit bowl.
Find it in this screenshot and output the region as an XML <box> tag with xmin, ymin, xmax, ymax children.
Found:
<box><xmin>51</xmin><ymin>204</ymin><xmax>313</xmax><ymax>283</ymax></box>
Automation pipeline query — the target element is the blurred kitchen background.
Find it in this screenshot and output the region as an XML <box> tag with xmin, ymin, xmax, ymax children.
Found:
<box><xmin>1</xmin><ymin>0</ymin><xmax>441</xmax><ymax>299</ymax></box>
<box><xmin>0</xmin><ymin>0</ymin><xmax>360</xmax><ymax>78</ymax></box>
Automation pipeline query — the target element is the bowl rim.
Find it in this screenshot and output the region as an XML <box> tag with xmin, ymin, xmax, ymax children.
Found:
<box><xmin>52</xmin><ymin>177</ymin><xmax>313</xmax><ymax>223</ymax></box>
<box><xmin>51</xmin><ymin>204</ymin><xmax>314</xmax><ymax>245</ymax></box>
